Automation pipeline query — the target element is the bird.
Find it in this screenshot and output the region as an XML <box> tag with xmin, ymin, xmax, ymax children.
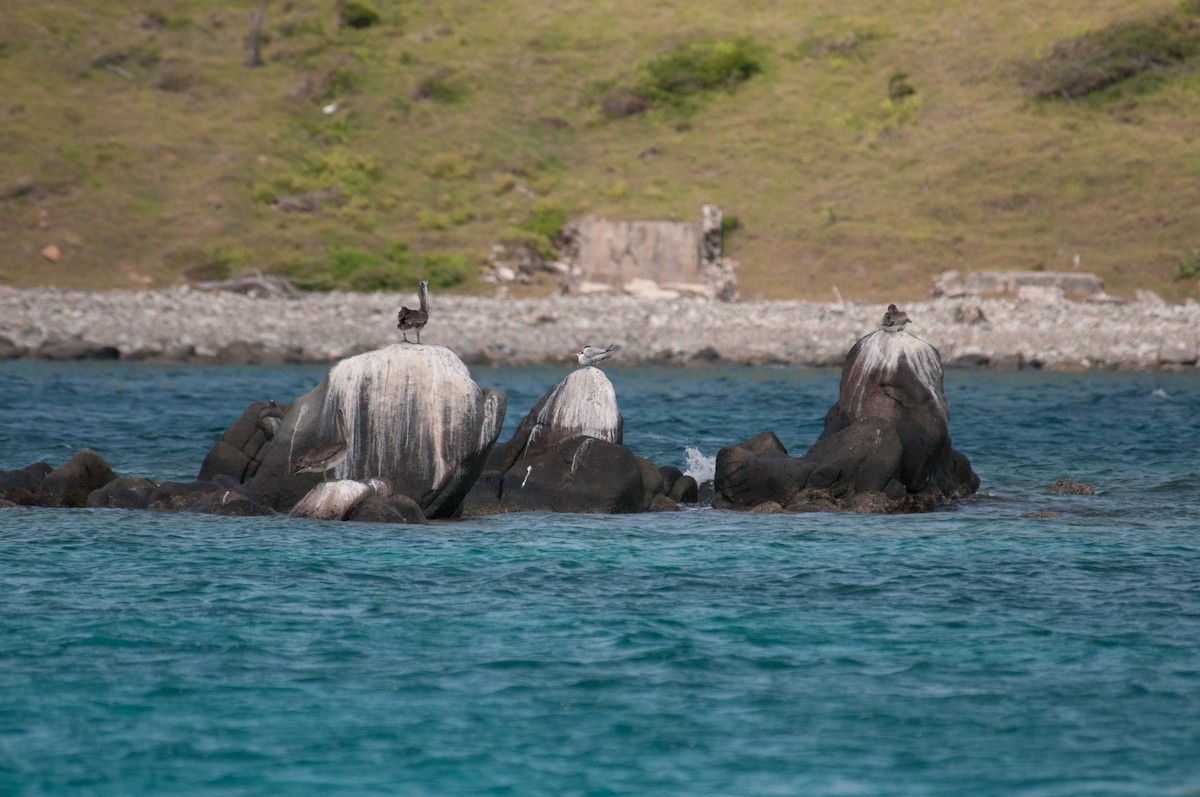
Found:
<box><xmin>291</xmin><ymin>407</ymin><xmax>349</xmax><ymax>481</ymax></box>
<box><xmin>572</xmin><ymin>344</ymin><xmax>617</xmax><ymax>366</ymax></box>
<box><xmin>881</xmin><ymin>304</ymin><xmax>911</xmax><ymax>333</ymax></box>
<box><xmin>397</xmin><ymin>281</ymin><xmax>429</xmax><ymax>343</ymax></box>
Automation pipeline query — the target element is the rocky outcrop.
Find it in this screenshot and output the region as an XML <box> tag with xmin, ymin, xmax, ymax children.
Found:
<box><xmin>39</xmin><ymin>449</ymin><xmax>118</xmax><ymax>507</ymax></box>
<box><xmin>86</xmin><ymin>477</ymin><xmax>158</xmax><ymax>509</ymax></box>
<box><xmin>463</xmin><ymin>367</ymin><xmax>672</xmax><ymax>515</ymax></box>
<box><xmin>715</xmin><ymin>330</ymin><xmax>979</xmax><ymax>513</ymax></box>
<box><xmin>198</xmin><ymin>400</ymin><xmax>288</xmax><ymax>483</ymax></box>
<box><xmin>290</xmin><ymin>478</ymin><xmax>425</xmax><ymax>523</ymax></box>
<box><xmin>248</xmin><ymin>344</ymin><xmax>505</xmax><ymax>518</ymax></box>
<box><xmin>0</xmin><ymin>462</ymin><xmax>52</xmax><ymax>505</ymax></box>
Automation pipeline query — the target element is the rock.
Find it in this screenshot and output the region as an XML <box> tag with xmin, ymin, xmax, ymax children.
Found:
<box><xmin>953</xmin><ymin>303</ymin><xmax>987</xmax><ymax>324</ymax></box>
<box><xmin>249</xmin><ymin>344</ymin><xmax>505</xmax><ymax>518</ymax></box>
<box><xmin>1051</xmin><ymin>478</ymin><xmax>1095</xmax><ymax>496</ymax></box>
<box><xmin>346</xmin><ymin>494</ymin><xmax>426</xmax><ymax>524</ymax></box>
<box><xmin>715</xmin><ymin>330</ymin><xmax>979</xmax><ymax>513</ymax></box>
<box><xmin>647</xmin><ymin>494</ymin><xmax>680</xmax><ymax>512</ymax></box>
<box><xmin>41</xmin><ymin>244</ymin><xmax>61</xmax><ymax>262</ymax></box>
<box><xmin>193</xmin><ymin>486</ymin><xmax>274</xmax><ymax>516</ymax></box>
<box><xmin>34</xmin><ymin>339</ymin><xmax>120</xmax><ymax>361</ymax></box>
<box><xmin>485</xmin><ymin>366</ymin><xmax>622</xmax><ymax>473</ymax></box>
<box><xmin>464</xmin><ymin>436</ymin><xmax>648</xmax><ymax>515</ymax></box>
<box><xmin>40</xmin><ymin>450</ymin><xmax>118</xmax><ymax>507</ymax></box>
<box><xmin>0</xmin><ymin>335</ymin><xmax>26</xmax><ymax>360</ymax></box>
<box><xmin>0</xmin><ymin>462</ymin><xmax>53</xmax><ymax>505</ymax></box>
<box><xmin>659</xmin><ymin>466</ymin><xmax>699</xmax><ymax>503</ymax></box>
<box><xmin>290</xmin><ymin>479</ymin><xmax>378</xmax><ymax>521</ymax></box>
<box><xmin>86</xmin><ymin>477</ymin><xmax>158</xmax><ymax>509</ymax></box>
<box><xmin>215</xmin><ymin>341</ymin><xmax>301</xmax><ymax>365</ymax></box>
<box><xmin>146</xmin><ymin>480</ymin><xmax>223</xmax><ymax>512</ymax></box>
<box><xmin>750</xmin><ymin>500</ymin><xmax>785</xmax><ymax>514</ymax></box>
<box><xmin>1158</xmin><ymin>344</ymin><xmax>1197</xmax><ymax>366</ymax></box>
<box><xmin>198</xmin><ymin>401</ymin><xmax>289</xmax><ymax>483</ymax></box>
<box><xmin>462</xmin><ymin>367</ymin><xmax>671</xmax><ymax>515</ymax></box>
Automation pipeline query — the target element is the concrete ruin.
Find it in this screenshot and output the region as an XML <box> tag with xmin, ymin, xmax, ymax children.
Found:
<box><xmin>931</xmin><ymin>270</ymin><xmax>1107</xmax><ymax>302</ymax></box>
<box><xmin>557</xmin><ymin>205</ymin><xmax>738</xmax><ymax>301</ymax></box>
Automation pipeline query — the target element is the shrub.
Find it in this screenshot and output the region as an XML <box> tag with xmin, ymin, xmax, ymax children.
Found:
<box><xmin>341</xmin><ymin>1</ymin><xmax>382</xmax><ymax>30</ymax></box>
<box><xmin>1022</xmin><ymin>7</ymin><xmax>1200</xmax><ymax>99</ymax></box>
<box><xmin>520</xmin><ymin>201</ymin><xmax>568</xmax><ymax>240</ymax></box>
<box><xmin>1176</xmin><ymin>249</ymin><xmax>1200</xmax><ymax>280</ymax></box>
<box><xmin>888</xmin><ymin>72</ymin><xmax>916</xmax><ymax>102</ymax></box>
<box><xmin>600</xmin><ymin>38</ymin><xmax>763</xmax><ymax>117</ymax></box>
<box><xmin>414</xmin><ymin>67</ymin><xmax>466</xmax><ymax>102</ymax></box>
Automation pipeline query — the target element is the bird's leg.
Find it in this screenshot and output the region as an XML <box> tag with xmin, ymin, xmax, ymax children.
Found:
<box><xmin>416</xmin><ymin>330</ymin><xmax>421</xmax><ymax>344</ymax></box>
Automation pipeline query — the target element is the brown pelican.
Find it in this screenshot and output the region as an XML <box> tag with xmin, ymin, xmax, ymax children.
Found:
<box><xmin>397</xmin><ymin>281</ymin><xmax>429</xmax><ymax>343</ymax></box>
<box><xmin>291</xmin><ymin>407</ymin><xmax>349</xmax><ymax>480</ymax></box>
<box><xmin>572</xmin><ymin>344</ymin><xmax>617</xmax><ymax>366</ymax></box>
<box><xmin>881</xmin><ymin>304</ymin><xmax>911</xmax><ymax>333</ymax></box>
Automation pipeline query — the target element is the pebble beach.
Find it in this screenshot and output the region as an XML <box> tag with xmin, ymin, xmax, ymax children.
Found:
<box><xmin>1</xmin><ymin>286</ymin><xmax>1197</xmax><ymax>370</ymax></box>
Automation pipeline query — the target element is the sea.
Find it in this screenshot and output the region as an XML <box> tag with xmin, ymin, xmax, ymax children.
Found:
<box><xmin>1</xmin><ymin>361</ymin><xmax>1198</xmax><ymax>797</ymax></box>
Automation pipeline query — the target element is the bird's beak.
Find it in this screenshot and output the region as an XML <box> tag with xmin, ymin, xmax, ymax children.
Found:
<box><xmin>570</xmin><ymin>350</ymin><xmax>581</xmax><ymax>358</ymax></box>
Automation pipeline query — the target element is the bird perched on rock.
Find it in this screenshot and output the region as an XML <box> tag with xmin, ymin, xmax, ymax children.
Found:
<box><xmin>397</xmin><ymin>281</ymin><xmax>429</xmax><ymax>343</ymax></box>
<box><xmin>291</xmin><ymin>407</ymin><xmax>349</xmax><ymax>481</ymax></box>
<box><xmin>881</xmin><ymin>303</ymin><xmax>911</xmax><ymax>333</ymax></box>
<box><xmin>572</xmin><ymin>344</ymin><xmax>617</xmax><ymax>366</ymax></box>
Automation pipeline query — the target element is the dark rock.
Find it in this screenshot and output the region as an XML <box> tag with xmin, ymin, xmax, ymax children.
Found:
<box><xmin>86</xmin><ymin>477</ymin><xmax>158</xmax><ymax>509</ymax></box>
<box><xmin>0</xmin><ymin>335</ymin><xmax>26</xmax><ymax>360</ymax></box>
<box><xmin>0</xmin><ymin>462</ymin><xmax>52</xmax><ymax>505</ymax></box>
<box><xmin>198</xmin><ymin>401</ymin><xmax>289</xmax><ymax>483</ymax></box>
<box><xmin>40</xmin><ymin>450</ymin><xmax>118</xmax><ymax>507</ymax></box>
<box><xmin>464</xmin><ymin>436</ymin><xmax>648</xmax><ymax>515</ymax></box>
<box><xmin>1051</xmin><ymin>478</ymin><xmax>1095</xmax><ymax>496</ymax></box>
<box><xmin>750</xmin><ymin>501</ymin><xmax>784</xmax><ymax>514</ymax></box>
<box><xmin>34</xmin><ymin>339</ymin><xmax>120</xmax><ymax>361</ymax></box>
<box><xmin>249</xmin><ymin>345</ymin><xmax>505</xmax><ymax>518</ymax></box>
<box><xmin>146</xmin><ymin>480</ymin><xmax>222</xmax><ymax>512</ymax></box>
<box><xmin>714</xmin><ymin>431</ymin><xmax>813</xmax><ymax>508</ymax></box>
<box><xmin>215</xmin><ymin>341</ymin><xmax>303</xmax><ymax>365</ymax></box>
<box><xmin>462</xmin><ymin>367</ymin><xmax>672</xmax><ymax>515</ymax></box>
<box><xmin>714</xmin><ymin>330</ymin><xmax>979</xmax><ymax>513</ymax></box>
<box><xmin>193</xmin><ymin>486</ymin><xmax>275</xmax><ymax>516</ymax></box>
<box><xmin>0</xmin><ymin>498</ymin><xmax>17</xmax><ymax>509</ymax></box>
<box><xmin>647</xmin><ymin>494</ymin><xmax>680</xmax><ymax>512</ymax></box>
<box><xmin>346</xmin><ymin>494</ymin><xmax>426</xmax><ymax>524</ymax></box>
<box><xmin>659</xmin><ymin>466</ymin><xmax>699</xmax><ymax>503</ymax></box>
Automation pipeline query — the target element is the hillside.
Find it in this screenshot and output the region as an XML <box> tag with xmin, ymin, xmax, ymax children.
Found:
<box><xmin>2</xmin><ymin>0</ymin><xmax>1199</xmax><ymax>301</ymax></box>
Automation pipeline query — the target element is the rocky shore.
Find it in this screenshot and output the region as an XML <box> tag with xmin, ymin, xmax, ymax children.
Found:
<box><xmin>1</xmin><ymin>285</ymin><xmax>1197</xmax><ymax>370</ymax></box>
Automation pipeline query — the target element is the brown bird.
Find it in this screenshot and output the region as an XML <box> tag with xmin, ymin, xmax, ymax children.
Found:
<box><xmin>397</xmin><ymin>281</ymin><xmax>429</xmax><ymax>343</ymax></box>
<box><xmin>291</xmin><ymin>407</ymin><xmax>349</xmax><ymax>480</ymax></box>
<box><xmin>881</xmin><ymin>303</ymin><xmax>911</xmax><ymax>333</ymax></box>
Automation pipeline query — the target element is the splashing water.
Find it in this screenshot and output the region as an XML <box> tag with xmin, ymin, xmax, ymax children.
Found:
<box><xmin>683</xmin><ymin>447</ymin><xmax>716</xmax><ymax>483</ymax></box>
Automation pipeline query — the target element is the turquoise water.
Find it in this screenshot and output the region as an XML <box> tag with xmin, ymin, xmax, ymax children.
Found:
<box><xmin>2</xmin><ymin>363</ymin><xmax>1199</xmax><ymax>796</ymax></box>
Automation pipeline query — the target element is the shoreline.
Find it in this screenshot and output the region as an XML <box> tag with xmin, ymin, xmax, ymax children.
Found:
<box><xmin>1</xmin><ymin>286</ymin><xmax>1197</xmax><ymax>371</ymax></box>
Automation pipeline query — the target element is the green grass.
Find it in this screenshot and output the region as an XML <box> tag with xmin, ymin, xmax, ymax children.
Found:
<box><xmin>1</xmin><ymin>0</ymin><xmax>1199</xmax><ymax>301</ymax></box>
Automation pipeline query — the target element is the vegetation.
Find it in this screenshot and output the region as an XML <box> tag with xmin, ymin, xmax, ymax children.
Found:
<box><xmin>1</xmin><ymin>0</ymin><xmax>1199</xmax><ymax>301</ymax></box>
<box><xmin>1022</xmin><ymin>1</ymin><xmax>1200</xmax><ymax>99</ymax></box>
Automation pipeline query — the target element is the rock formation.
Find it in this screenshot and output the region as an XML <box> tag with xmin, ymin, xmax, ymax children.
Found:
<box><xmin>248</xmin><ymin>344</ymin><xmax>505</xmax><ymax>518</ymax></box>
<box><xmin>463</xmin><ymin>366</ymin><xmax>674</xmax><ymax>515</ymax></box>
<box><xmin>715</xmin><ymin>329</ymin><xmax>978</xmax><ymax>513</ymax></box>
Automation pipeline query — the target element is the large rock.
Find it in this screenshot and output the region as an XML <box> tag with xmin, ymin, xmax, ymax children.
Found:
<box><xmin>0</xmin><ymin>462</ymin><xmax>53</xmax><ymax>505</ymax></box>
<box><xmin>198</xmin><ymin>400</ymin><xmax>288</xmax><ymax>483</ymax></box>
<box><xmin>486</xmin><ymin>366</ymin><xmax>622</xmax><ymax>473</ymax></box>
<box><xmin>86</xmin><ymin>477</ymin><xmax>159</xmax><ymax>510</ymax></box>
<box><xmin>463</xmin><ymin>367</ymin><xmax>670</xmax><ymax>515</ymax></box>
<box><xmin>248</xmin><ymin>344</ymin><xmax>505</xmax><ymax>518</ymax></box>
<box><xmin>715</xmin><ymin>330</ymin><xmax>979</xmax><ymax>513</ymax></box>
<box><xmin>39</xmin><ymin>449</ymin><xmax>118</xmax><ymax>507</ymax></box>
